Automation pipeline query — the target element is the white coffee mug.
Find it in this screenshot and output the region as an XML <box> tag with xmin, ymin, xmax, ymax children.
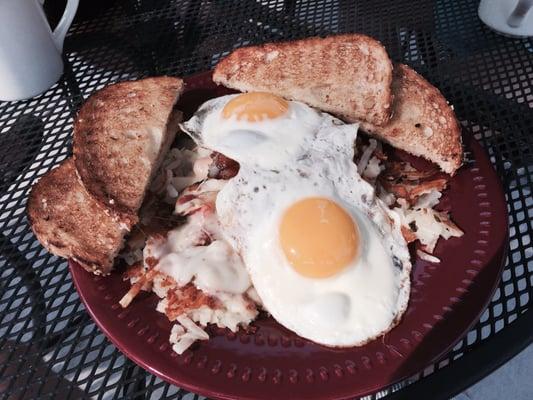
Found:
<box><xmin>479</xmin><ymin>0</ymin><xmax>533</xmax><ymax>38</ymax></box>
<box><xmin>0</xmin><ymin>0</ymin><xmax>79</xmax><ymax>101</ymax></box>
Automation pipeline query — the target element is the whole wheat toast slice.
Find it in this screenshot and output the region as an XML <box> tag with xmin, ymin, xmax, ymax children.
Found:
<box><xmin>213</xmin><ymin>34</ymin><xmax>393</xmax><ymax>126</ymax></box>
<box><xmin>27</xmin><ymin>159</ymin><xmax>135</xmax><ymax>275</ymax></box>
<box><xmin>361</xmin><ymin>64</ymin><xmax>462</xmax><ymax>175</ymax></box>
<box><xmin>73</xmin><ymin>76</ymin><xmax>184</xmax><ymax>215</ymax></box>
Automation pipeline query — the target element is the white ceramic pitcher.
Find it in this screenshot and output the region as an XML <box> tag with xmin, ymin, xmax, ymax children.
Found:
<box><xmin>0</xmin><ymin>0</ymin><xmax>79</xmax><ymax>101</ymax></box>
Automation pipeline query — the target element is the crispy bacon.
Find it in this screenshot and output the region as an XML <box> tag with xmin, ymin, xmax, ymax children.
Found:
<box><xmin>208</xmin><ymin>152</ymin><xmax>239</xmax><ymax>179</ymax></box>
<box><xmin>381</xmin><ymin>180</ymin><xmax>410</xmax><ymax>200</ymax></box>
<box><xmin>379</xmin><ymin>160</ymin><xmax>450</xmax><ymax>205</ymax></box>
<box><xmin>409</xmin><ymin>178</ymin><xmax>448</xmax><ymax>199</ymax></box>
<box><xmin>381</xmin><ymin>160</ymin><xmax>439</xmax><ymax>181</ymax></box>
<box><xmin>381</xmin><ymin>177</ymin><xmax>448</xmax><ymax>204</ymax></box>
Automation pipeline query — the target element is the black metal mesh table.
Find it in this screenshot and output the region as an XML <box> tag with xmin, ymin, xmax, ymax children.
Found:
<box><xmin>1</xmin><ymin>0</ymin><xmax>532</xmax><ymax>399</ymax></box>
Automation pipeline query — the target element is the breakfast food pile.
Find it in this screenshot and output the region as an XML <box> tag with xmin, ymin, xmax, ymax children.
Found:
<box><xmin>28</xmin><ymin>34</ymin><xmax>464</xmax><ymax>355</ymax></box>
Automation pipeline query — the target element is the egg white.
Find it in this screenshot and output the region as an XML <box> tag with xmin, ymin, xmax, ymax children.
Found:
<box><xmin>181</xmin><ymin>94</ymin><xmax>323</xmax><ymax>170</ymax></box>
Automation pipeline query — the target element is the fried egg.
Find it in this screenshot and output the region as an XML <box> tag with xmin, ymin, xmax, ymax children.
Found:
<box><xmin>182</xmin><ymin>92</ymin><xmax>411</xmax><ymax>347</ymax></box>
<box><xmin>183</xmin><ymin>93</ymin><xmax>323</xmax><ymax>169</ymax></box>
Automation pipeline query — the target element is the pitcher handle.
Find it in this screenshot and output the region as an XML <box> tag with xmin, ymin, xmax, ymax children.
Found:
<box><xmin>51</xmin><ymin>0</ymin><xmax>79</xmax><ymax>53</ymax></box>
<box><xmin>507</xmin><ymin>0</ymin><xmax>533</xmax><ymax>28</ymax></box>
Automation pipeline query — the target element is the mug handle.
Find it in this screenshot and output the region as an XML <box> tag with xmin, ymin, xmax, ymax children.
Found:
<box><xmin>50</xmin><ymin>0</ymin><xmax>80</xmax><ymax>53</ymax></box>
<box><xmin>507</xmin><ymin>0</ymin><xmax>533</xmax><ymax>28</ymax></box>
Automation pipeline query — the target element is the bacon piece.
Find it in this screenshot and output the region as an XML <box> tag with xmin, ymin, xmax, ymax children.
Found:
<box><xmin>382</xmin><ymin>177</ymin><xmax>448</xmax><ymax>205</ymax></box>
<box><xmin>379</xmin><ymin>159</ymin><xmax>450</xmax><ymax>205</ymax></box>
<box><xmin>208</xmin><ymin>152</ymin><xmax>239</xmax><ymax>179</ymax></box>
<box><xmin>382</xmin><ymin>160</ymin><xmax>439</xmax><ymax>181</ymax></box>
<box><xmin>382</xmin><ymin>180</ymin><xmax>411</xmax><ymax>200</ymax></box>
<box><xmin>409</xmin><ymin>178</ymin><xmax>448</xmax><ymax>199</ymax></box>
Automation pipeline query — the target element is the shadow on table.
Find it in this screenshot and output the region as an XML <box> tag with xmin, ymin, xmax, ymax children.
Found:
<box><xmin>0</xmin><ymin>340</ymin><xmax>89</xmax><ymax>399</ymax></box>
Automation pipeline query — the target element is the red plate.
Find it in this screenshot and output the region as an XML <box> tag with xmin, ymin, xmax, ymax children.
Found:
<box><xmin>70</xmin><ymin>72</ymin><xmax>508</xmax><ymax>400</ymax></box>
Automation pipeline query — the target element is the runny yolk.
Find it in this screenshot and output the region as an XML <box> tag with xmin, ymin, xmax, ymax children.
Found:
<box><xmin>222</xmin><ymin>92</ymin><xmax>289</xmax><ymax>122</ymax></box>
<box><xmin>279</xmin><ymin>197</ymin><xmax>359</xmax><ymax>279</ymax></box>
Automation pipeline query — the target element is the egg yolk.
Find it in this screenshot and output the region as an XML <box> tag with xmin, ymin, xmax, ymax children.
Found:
<box><xmin>279</xmin><ymin>197</ymin><xmax>359</xmax><ymax>279</ymax></box>
<box><xmin>222</xmin><ymin>92</ymin><xmax>289</xmax><ymax>122</ymax></box>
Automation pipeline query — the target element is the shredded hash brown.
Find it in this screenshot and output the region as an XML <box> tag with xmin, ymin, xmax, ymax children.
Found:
<box><xmin>355</xmin><ymin>137</ymin><xmax>464</xmax><ymax>257</ymax></box>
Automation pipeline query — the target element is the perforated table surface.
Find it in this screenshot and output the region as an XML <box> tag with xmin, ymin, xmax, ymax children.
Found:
<box><xmin>1</xmin><ymin>1</ymin><xmax>532</xmax><ymax>399</ymax></box>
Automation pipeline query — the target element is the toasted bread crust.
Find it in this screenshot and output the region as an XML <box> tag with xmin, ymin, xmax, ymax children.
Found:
<box><xmin>213</xmin><ymin>34</ymin><xmax>393</xmax><ymax>126</ymax></box>
<box><xmin>27</xmin><ymin>159</ymin><xmax>135</xmax><ymax>275</ymax></box>
<box><xmin>73</xmin><ymin>77</ymin><xmax>184</xmax><ymax>215</ymax></box>
<box><xmin>361</xmin><ymin>64</ymin><xmax>462</xmax><ymax>175</ymax></box>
